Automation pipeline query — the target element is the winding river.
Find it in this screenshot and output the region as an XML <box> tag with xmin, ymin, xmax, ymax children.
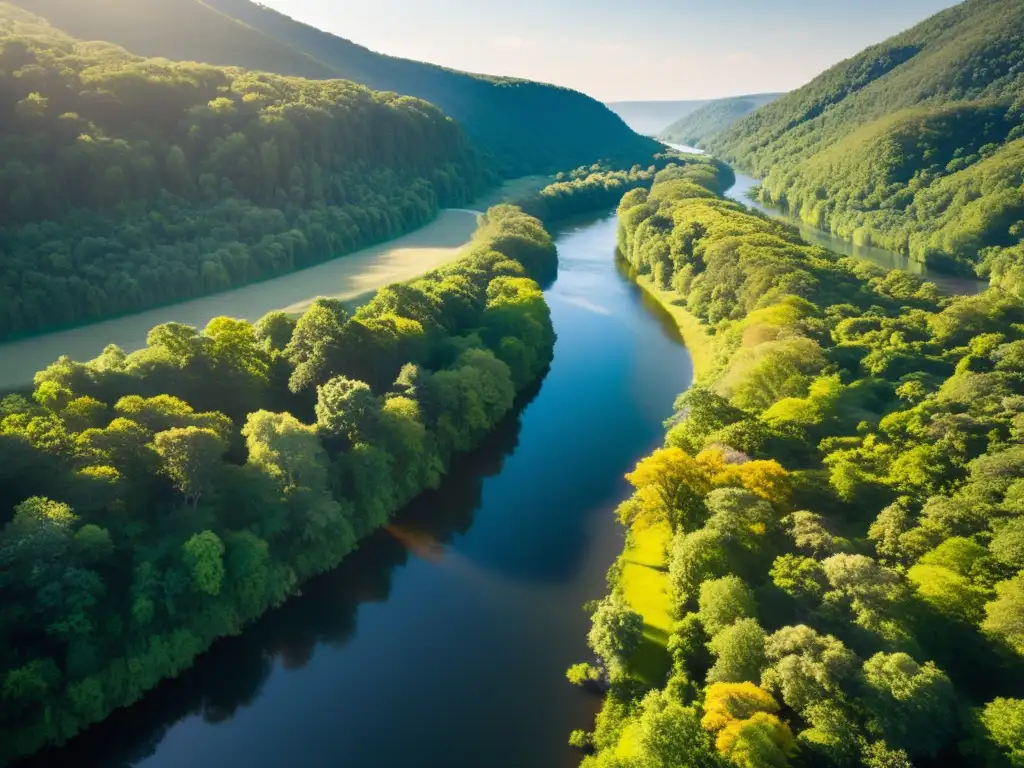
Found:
<box><xmin>666</xmin><ymin>143</ymin><xmax>984</xmax><ymax>295</ymax></box>
<box><xmin>26</xmin><ymin>213</ymin><xmax>695</xmax><ymax>767</ymax></box>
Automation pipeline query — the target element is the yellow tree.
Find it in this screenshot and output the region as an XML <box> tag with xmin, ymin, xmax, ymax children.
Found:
<box><xmin>702</xmin><ymin>683</ymin><xmax>796</xmax><ymax>768</ymax></box>
<box><xmin>625</xmin><ymin>447</ymin><xmax>712</xmax><ymax>533</ymax></box>
<box><xmin>701</xmin><ymin>682</ymin><xmax>779</xmax><ymax>731</ymax></box>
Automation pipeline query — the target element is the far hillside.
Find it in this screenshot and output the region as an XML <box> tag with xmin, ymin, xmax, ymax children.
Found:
<box><xmin>17</xmin><ymin>0</ymin><xmax>660</xmax><ymax>177</ymax></box>
<box><xmin>0</xmin><ymin>3</ymin><xmax>484</xmax><ymax>339</ymax></box>
<box><xmin>706</xmin><ymin>0</ymin><xmax>1024</xmax><ymax>283</ymax></box>
<box><xmin>659</xmin><ymin>92</ymin><xmax>784</xmax><ymax>146</ymax></box>
<box><xmin>605</xmin><ymin>100</ymin><xmax>709</xmax><ymax>136</ymax></box>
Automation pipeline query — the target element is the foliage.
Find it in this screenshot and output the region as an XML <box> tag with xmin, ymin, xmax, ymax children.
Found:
<box><xmin>579</xmin><ymin>164</ymin><xmax>1024</xmax><ymax>767</ymax></box>
<box><xmin>706</xmin><ymin>0</ymin><xmax>1024</xmax><ymax>283</ymax></box>
<box><xmin>588</xmin><ymin>594</ymin><xmax>645</xmax><ymax>679</ymax></box>
<box><xmin>973</xmin><ymin>697</ymin><xmax>1024</xmax><ymax>767</ymax></box>
<box><xmin>0</xmin><ymin>205</ymin><xmax>556</xmax><ymax>760</ymax></box>
<box><xmin>18</xmin><ymin>0</ymin><xmax>661</xmax><ymax>179</ymax></box>
<box><xmin>0</xmin><ymin>4</ymin><xmax>486</xmax><ymax>339</ymax></box>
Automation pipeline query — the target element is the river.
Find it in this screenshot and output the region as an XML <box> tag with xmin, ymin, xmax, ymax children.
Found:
<box><xmin>25</xmin><ymin>212</ymin><xmax>694</xmax><ymax>768</ymax></box>
<box><xmin>666</xmin><ymin>143</ymin><xmax>984</xmax><ymax>295</ymax></box>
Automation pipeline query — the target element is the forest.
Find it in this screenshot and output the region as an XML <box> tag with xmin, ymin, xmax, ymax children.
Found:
<box><xmin>513</xmin><ymin>152</ymin><xmax>734</xmax><ymax>226</ymax></box>
<box><xmin>0</xmin><ymin>203</ymin><xmax>557</xmax><ymax>762</ymax></box>
<box><xmin>569</xmin><ymin>166</ymin><xmax>1024</xmax><ymax>767</ymax></box>
<box><xmin>0</xmin><ymin>4</ymin><xmax>489</xmax><ymax>340</ymax></box>
<box><xmin>16</xmin><ymin>0</ymin><xmax>660</xmax><ymax>178</ymax></box>
<box><xmin>705</xmin><ymin>0</ymin><xmax>1024</xmax><ymax>287</ymax></box>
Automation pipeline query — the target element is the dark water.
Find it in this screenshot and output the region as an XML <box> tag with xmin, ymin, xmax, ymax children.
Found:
<box><xmin>30</xmin><ymin>213</ymin><xmax>694</xmax><ymax>768</ymax></box>
<box><xmin>664</xmin><ymin>142</ymin><xmax>984</xmax><ymax>295</ymax></box>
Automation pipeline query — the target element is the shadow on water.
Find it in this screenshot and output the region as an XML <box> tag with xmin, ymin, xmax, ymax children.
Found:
<box><xmin>614</xmin><ymin>255</ymin><xmax>685</xmax><ymax>345</ymax></box>
<box><xmin>18</xmin><ymin>389</ymin><xmax>540</xmax><ymax>768</ymax></box>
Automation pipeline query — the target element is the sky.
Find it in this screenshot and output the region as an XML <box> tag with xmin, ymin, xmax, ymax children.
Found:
<box><xmin>259</xmin><ymin>0</ymin><xmax>961</xmax><ymax>102</ymax></box>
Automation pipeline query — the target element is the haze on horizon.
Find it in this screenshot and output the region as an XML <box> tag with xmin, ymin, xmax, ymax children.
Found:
<box><xmin>259</xmin><ymin>0</ymin><xmax>960</xmax><ymax>101</ymax></box>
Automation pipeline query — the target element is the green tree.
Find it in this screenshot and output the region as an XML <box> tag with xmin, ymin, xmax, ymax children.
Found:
<box><xmin>707</xmin><ymin>618</ymin><xmax>767</xmax><ymax>684</ymax></box>
<box><xmin>314</xmin><ymin>376</ymin><xmax>381</xmax><ymax>442</ymax></box>
<box><xmin>588</xmin><ymin>594</ymin><xmax>644</xmax><ymax>678</ymax></box>
<box><xmin>698</xmin><ymin>576</ymin><xmax>757</xmax><ymax>636</ymax></box>
<box><xmin>983</xmin><ymin>574</ymin><xmax>1024</xmax><ymax>655</ymax></box>
<box><xmin>181</xmin><ymin>531</ymin><xmax>226</xmax><ymax>597</ymax></box>
<box><xmin>761</xmin><ymin>625</ymin><xmax>857</xmax><ymax>711</ymax></box>
<box><xmin>861</xmin><ymin>652</ymin><xmax>957</xmax><ymax>758</ymax></box>
<box><xmin>152</xmin><ymin>427</ymin><xmax>227</xmax><ymax>508</ymax></box>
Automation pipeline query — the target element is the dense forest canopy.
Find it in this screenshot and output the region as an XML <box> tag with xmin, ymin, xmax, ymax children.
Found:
<box><xmin>0</xmin><ymin>204</ymin><xmax>557</xmax><ymax>762</ymax></box>
<box><xmin>659</xmin><ymin>93</ymin><xmax>784</xmax><ymax>147</ymax></box>
<box><xmin>705</xmin><ymin>0</ymin><xmax>1024</xmax><ymax>286</ymax></box>
<box><xmin>16</xmin><ymin>0</ymin><xmax>661</xmax><ymax>177</ymax></box>
<box><xmin>572</xmin><ymin>163</ymin><xmax>1024</xmax><ymax>768</ymax></box>
<box><xmin>0</xmin><ymin>3</ymin><xmax>485</xmax><ymax>339</ymax></box>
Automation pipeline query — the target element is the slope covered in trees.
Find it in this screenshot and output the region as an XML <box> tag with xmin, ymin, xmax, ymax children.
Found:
<box><xmin>18</xmin><ymin>0</ymin><xmax>660</xmax><ymax>177</ymax></box>
<box><xmin>705</xmin><ymin>0</ymin><xmax>1024</xmax><ymax>285</ymax></box>
<box><xmin>570</xmin><ymin>170</ymin><xmax>1024</xmax><ymax>768</ymax></box>
<box><xmin>0</xmin><ymin>204</ymin><xmax>557</xmax><ymax>761</ymax></box>
<box><xmin>659</xmin><ymin>93</ymin><xmax>784</xmax><ymax>147</ymax></box>
<box><xmin>0</xmin><ymin>4</ymin><xmax>485</xmax><ymax>340</ymax></box>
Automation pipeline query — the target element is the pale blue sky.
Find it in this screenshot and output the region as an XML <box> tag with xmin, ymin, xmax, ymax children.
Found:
<box><xmin>260</xmin><ymin>0</ymin><xmax>960</xmax><ymax>101</ymax></box>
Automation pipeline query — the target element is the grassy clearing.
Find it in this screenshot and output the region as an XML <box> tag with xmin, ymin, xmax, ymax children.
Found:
<box><xmin>632</xmin><ymin>275</ymin><xmax>715</xmax><ymax>380</ymax></box>
<box><xmin>621</xmin><ymin>521</ymin><xmax>673</xmax><ymax>686</ymax></box>
<box><xmin>614</xmin><ymin>722</ymin><xmax>642</xmax><ymax>759</ymax></box>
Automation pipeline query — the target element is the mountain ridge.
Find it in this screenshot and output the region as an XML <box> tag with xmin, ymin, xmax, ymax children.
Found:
<box><xmin>704</xmin><ymin>0</ymin><xmax>1024</xmax><ymax>281</ymax></box>
<box><xmin>16</xmin><ymin>0</ymin><xmax>659</xmax><ymax>176</ymax></box>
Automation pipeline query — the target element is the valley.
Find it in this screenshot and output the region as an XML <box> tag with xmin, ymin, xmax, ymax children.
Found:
<box><xmin>2</xmin><ymin>1</ymin><xmax>1024</xmax><ymax>767</ymax></box>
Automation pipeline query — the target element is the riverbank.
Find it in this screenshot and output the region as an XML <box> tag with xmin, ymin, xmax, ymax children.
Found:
<box><xmin>23</xmin><ymin>209</ymin><xmax>696</xmax><ymax>768</ymax></box>
<box><xmin>628</xmin><ymin>274</ymin><xmax>715</xmax><ymax>381</ymax></box>
<box><xmin>580</xmin><ymin>147</ymin><xmax>1024</xmax><ymax>768</ymax></box>
<box><xmin>1</xmin><ymin>205</ymin><xmax>559</xmax><ymax>763</ymax></box>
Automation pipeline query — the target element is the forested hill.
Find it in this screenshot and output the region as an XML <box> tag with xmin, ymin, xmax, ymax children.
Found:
<box><xmin>0</xmin><ymin>4</ymin><xmax>484</xmax><ymax>339</ymax></box>
<box><xmin>705</xmin><ymin>0</ymin><xmax>1024</xmax><ymax>284</ymax></box>
<box><xmin>659</xmin><ymin>93</ymin><xmax>783</xmax><ymax>146</ymax></box>
<box><xmin>17</xmin><ymin>0</ymin><xmax>660</xmax><ymax>177</ymax></box>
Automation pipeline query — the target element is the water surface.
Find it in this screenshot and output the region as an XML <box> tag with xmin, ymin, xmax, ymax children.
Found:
<box><xmin>28</xmin><ymin>213</ymin><xmax>694</xmax><ymax>768</ymax></box>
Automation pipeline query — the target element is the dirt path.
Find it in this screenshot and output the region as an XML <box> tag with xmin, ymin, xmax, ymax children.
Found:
<box><xmin>0</xmin><ymin>209</ymin><xmax>479</xmax><ymax>390</ymax></box>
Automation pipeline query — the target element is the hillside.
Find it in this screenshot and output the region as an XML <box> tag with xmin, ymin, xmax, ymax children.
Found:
<box><xmin>0</xmin><ymin>3</ymin><xmax>484</xmax><ymax>339</ymax></box>
<box><xmin>605</xmin><ymin>100</ymin><xmax>709</xmax><ymax>136</ymax></box>
<box><xmin>659</xmin><ymin>92</ymin><xmax>784</xmax><ymax>146</ymax></box>
<box><xmin>18</xmin><ymin>0</ymin><xmax>660</xmax><ymax>177</ymax></box>
<box><xmin>705</xmin><ymin>0</ymin><xmax>1024</xmax><ymax>282</ymax></box>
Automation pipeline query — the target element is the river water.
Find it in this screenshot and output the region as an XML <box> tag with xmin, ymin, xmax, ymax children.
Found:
<box><xmin>666</xmin><ymin>143</ymin><xmax>984</xmax><ymax>295</ymax></box>
<box><xmin>27</xmin><ymin>213</ymin><xmax>694</xmax><ymax>767</ymax></box>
